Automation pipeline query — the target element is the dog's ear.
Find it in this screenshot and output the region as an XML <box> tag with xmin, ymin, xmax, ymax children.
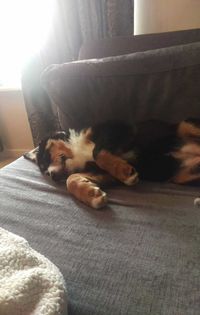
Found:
<box><xmin>23</xmin><ymin>147</ymin><xmax>39</xmax><ymax>163</ymax></box>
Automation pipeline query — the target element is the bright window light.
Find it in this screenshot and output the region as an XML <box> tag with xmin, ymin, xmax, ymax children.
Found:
<box><xmin>0</xmin><ymin>0</ymin><xmax>55</xmax><ymax>88</ymax></box>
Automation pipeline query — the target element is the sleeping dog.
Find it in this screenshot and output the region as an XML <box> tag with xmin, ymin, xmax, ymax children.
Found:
<box><xmin>25</xmin><ymin>118</ymin><xmax>200</xmax><ymax>208</ymax></box>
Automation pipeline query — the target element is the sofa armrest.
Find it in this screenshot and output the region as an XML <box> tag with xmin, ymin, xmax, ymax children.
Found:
<box><xmin>41</xmin><ymin>41</ymin><xmax>200</xmax><ymax>131</ymax></box>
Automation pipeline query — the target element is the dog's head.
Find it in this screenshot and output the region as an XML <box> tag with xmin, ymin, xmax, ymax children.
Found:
<box><xmin>24</xmin><ymin>131</ymin><xmax>73</xmax><ymax>181</ymax></box>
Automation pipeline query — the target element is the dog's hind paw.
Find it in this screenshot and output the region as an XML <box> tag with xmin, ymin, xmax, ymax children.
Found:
<box><xmin>96</xmin><ymin>150</ymin><xmax>139</xmax><ymax>186</ymax></box>
<box><xmin>194</xmin><ymin>197</ymin><xmax>200</xmax><ymax>207</ymax></box>
<box><xmin>123</xmin><ymin>172</ymin><xmax>139</xmax><ymax>186</ymax></box>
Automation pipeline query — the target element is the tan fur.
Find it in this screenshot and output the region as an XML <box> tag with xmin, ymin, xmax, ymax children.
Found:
<box><xmin>177</xmin><ymin>121</ymin><xmax>200</xmax><ymax>139</ymax></box>
<box><xmin>171</xmin><ymin>143</ymin><xmax>200</xmax><ymax>183</ymax></box>
<box><xmin>46</xmin><ymin>139</ymin><xmax>73</xmax><ymax>161</ymax></box>
<box><xmin>173</xmin><ymin>168</ymin><xmax>200</xmax><ymax>184</ymax></box>
<box><xmin>37</xmin><ymin>120</ymin><xmax>200</xmax><ymax>207</ymax></box>
<box><xmin>66</xmin><ymin>173</ymin><xmax>109</xmax><ymax>208</ymax></box>
<box><xmin>45</xmin><ymin>130</ymin><xmax>95</xmax><ymax>174</ymax></box>
<box><xmin>171</xmin><ymin>143</ymin><xmax>200</xmax><ymax>163</ymax></box>
<box><xmin>95</xmin><ymin>150</ymin><xmax>138</xmax><ymax>185</ymax></box>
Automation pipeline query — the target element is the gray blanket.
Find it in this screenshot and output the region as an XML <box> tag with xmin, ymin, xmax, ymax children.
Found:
<box><xmin>0</xmin><ymin>158</ymin><xmax>200</xmax><ymax>315</ymax></box>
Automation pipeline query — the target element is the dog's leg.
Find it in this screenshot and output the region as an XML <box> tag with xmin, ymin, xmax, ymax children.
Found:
<box><xmin>177</xmin><ymin>118</ymin><xmax>200</xmax><ymax>140</ymax></box>
<box><xmin>66</xmin><ymin>172</ymin><xmax>114</xmax><ymax>209</ymax></box>
<box><xmin>173</xmin><ymin>168</ymin><xmax>200</xmax><ymax>184</ymax></box>
<box><xmin>175</xmin><ymin>119</ymin><xmax>200</xmax><ymax>206</ymax></box>
<box><xmin>94</xmin><ymin>150</ymin><xmax>138</xmax><ymax>185</ymax></box>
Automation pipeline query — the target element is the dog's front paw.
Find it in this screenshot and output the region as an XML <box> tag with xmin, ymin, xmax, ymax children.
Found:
<box><xmin>89</xmin><ymin>187</ymin><xmax>108</xmax><ymax>209</ymax></box>
<box><xmin>194</xmin><ymin>197</ymin><xmax>200</xmax><ymax>207</ymax></box>
<box><xmin>66</xmin><ymin>174</ymin><xmax>108</xmax><ymax>209</ymax></box>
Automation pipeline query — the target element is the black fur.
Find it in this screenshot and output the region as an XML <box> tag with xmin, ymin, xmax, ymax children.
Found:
<box><xmin>37</xmin><ymin>131</ymin><xmax>68</xmax><ymax>176</ymax></box>
<box><xmin>28</xmin><ymin>119</ymin><xmax>200</xmax><ymax>184</ymax></box>
<box><xmin>91</xmin><ymin>120</ymin><xmax>179</xmax><ymax>181</ymax></box>
<box><xmin>92</xmin><ymin>121</ymin><xmax>135</xmax><ymax>158</ymax></box>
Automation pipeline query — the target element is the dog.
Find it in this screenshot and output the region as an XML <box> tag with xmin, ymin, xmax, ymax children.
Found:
<box><xmin>24</xmin><ymin>118</ymin><xmax>200</xmax><ymax>208</ymax></box>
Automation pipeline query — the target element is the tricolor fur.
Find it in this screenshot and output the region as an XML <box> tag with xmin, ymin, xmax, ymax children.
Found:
<box><xmin>24</xmin><ymin>119</ymin><xmax>200</xmax><ymax>208</ymax></box>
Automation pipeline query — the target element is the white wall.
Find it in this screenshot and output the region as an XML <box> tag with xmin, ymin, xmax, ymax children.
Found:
<box><xmin>0</xmin><ymin>90</ymin><xmax>34</xmax><ymax>158</ymax></box>
<box><xmin>134</xmin><ymin>0</ymin><xmax>200</xmax><ymax>35</ymax></box>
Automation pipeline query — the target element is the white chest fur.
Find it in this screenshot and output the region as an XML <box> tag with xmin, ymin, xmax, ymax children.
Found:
<box><xmin>65</xmin><ymin>129</ymin><xmax>95</xmax><ymax>173</ymax></box>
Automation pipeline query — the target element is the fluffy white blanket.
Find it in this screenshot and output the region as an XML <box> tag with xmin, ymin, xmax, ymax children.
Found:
<box><xmin>0</xmin><ymin>228</ymin><xmax>67</xmax><ymax>315</ymax></box>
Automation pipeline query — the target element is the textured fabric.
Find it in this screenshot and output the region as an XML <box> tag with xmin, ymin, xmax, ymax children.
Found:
<box><xmin>79</xmin><ymin>28</ymin><xmax>200</xmax><ymax>60</ymax></box>
<box><xmin>22</xmin><ymin>0</ymin><xmax>134</xmax><ymax>146</ymax></box>
<box><xmin>0</xmin><ymin>227</ymin><xmax>67</xmax><ymax>315</ymax></box>
<box><xmin>0</xmin><ymin>158</ymin><xmax>200</xmax><ymax>314</ymax></box>
<box><xmin>22</xmin><ymin>28</ymin><xmax>200</xmax><ymax>146</ymax></box>
<box><xmin>22</xmin><ymin>66</ymin><xmax>61</xmax><ymax>147</ymax></box>
<box><xmin>42</xmin><ymin>41</ymin><xmax>200</xmax><ymax>131</ymax></box>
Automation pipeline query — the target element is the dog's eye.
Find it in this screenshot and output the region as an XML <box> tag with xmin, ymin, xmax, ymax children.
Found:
<box><xmin>60</xmin><ymin>154</ymin><xmax>66</xmax><ymax>162</ymax></box>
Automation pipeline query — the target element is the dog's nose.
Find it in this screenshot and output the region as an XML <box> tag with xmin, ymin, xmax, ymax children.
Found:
<box><xmin>44</xmin><ymin>169</ymin><xmax>51</xmax><ymax>176</ymax></box>
<box><xmin>45</xmin><ymin>169</ymin><xmax>57</xmax><ymax>180</ymax></box>
<box><xmin>50</xmin><ymin>171</ymin><xmax>58</xmax><ymax>181</ymax></box>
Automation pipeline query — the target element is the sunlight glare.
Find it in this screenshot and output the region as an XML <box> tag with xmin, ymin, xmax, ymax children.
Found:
<box><xmin>0</xmin><ymin>0</ymin><xmax>55</xmax><ymax>87</ymax></box>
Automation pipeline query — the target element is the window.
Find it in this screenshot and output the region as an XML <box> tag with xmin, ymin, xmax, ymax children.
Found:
<box><xmin>0</xmin><ymin>0</ymin><xmax>55</xmax><ymax>88</ymax></box>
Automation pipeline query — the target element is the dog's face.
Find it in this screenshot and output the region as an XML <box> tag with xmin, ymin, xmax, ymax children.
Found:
<box><xmin>24</xmin><ymin>128</ymin><xmax>95</xmax><ymax>181</ymax></box>
<box><xmin>37</xmin><ymin>131</ymin><xmax>73</xmax><ymax>181</ymax></box>
<box><xmin>24</xmin><ymin>131</ymin><xmax>73</xmax><ymax>181</ymax></box>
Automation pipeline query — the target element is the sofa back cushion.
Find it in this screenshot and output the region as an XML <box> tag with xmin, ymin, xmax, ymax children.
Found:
<box><xmin>79</xmin><ymin>28</ymin><xmax>200</xmax><ymax>60</ymax></box>
<box><xmin>42</xmin><ymin>41</ymin><xmax>200</xmax><ymax>131</ymax></box>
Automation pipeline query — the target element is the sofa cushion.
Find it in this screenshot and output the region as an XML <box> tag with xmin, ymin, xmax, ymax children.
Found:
<box><xmin>0</xmin><ymin>158</ymin><xmax>200</xmax><ymax>314</ymax></box>
<box><xmin>42</xmin><ymin>42</ymin><xmax>200</xmax><ymax>132</ymax></box>
<box><xmin>79</xmin><ymin>28</ymin><xmax>200</xmax><ymax>59</ymax></box>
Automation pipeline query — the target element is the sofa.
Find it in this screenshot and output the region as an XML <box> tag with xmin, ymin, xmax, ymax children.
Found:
<box><xmin>1</xmin><ymin>28</ymin><xmax>200</xmax><ymax>315</ymax></box>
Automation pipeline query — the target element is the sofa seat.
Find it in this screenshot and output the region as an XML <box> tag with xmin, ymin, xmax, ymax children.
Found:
<box><xmin>0</xmin><ymin>158</ymin><xmax>200</xmax><ymax>315</ymax></box>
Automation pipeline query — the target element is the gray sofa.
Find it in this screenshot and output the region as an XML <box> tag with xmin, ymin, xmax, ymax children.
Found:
<box><xmin>1</xmin><ymin>29</ymin><xmax>200</xmax><ymax>315</ymax></box>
